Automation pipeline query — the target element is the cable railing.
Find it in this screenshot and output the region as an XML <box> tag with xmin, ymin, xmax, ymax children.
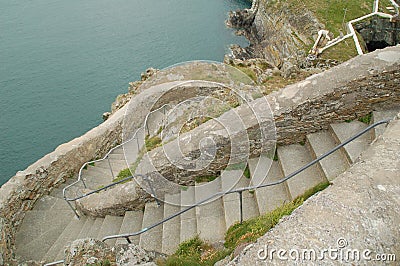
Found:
<box><xmin>63</xmin><ymin>103</ymin><xmax>171</xmax><ymax>218</ymax></box>
<box><xmin>101</xmin><ymin>119</ymin><xmax>390</xmax><ymax>244</ymax></box>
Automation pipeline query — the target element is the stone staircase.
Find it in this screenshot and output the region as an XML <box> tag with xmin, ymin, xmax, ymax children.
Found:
<box><xmin>14</xmin><ymin>108</ymin><xmax>398</xmax><ymax>264</ymax></box>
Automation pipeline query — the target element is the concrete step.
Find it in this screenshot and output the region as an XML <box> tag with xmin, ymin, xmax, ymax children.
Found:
<box><xmin>180</xmin><ymin>186</ymin><xmax>197</xmax><ymax>242</ymax></box>
<box><xmin>87</xmin><ymin>217</ymin><xmax>105</xmax><ymax>238</ymax></box>
<box><xmin>33</xmin><ymin>195</ymin><xmax>71</xmax><ymax>211</ymax></box>
<box><xmin>221</xmin><ymin>170</ymin><xmax>259</xmax><ymax>228</ymax></box>
<box><xmin>248</xmin><ymin>156</ymin><xmax>291</xmax><ymax>215</ymax></box>
<box><xmin>278</xmin><ymin>144</ymin><xmax>326</xmax><ymax>199</ymax></box>
<box><xmin>162</xmin><ymin>193</ymin><xmax>181</xmax><ymax>255</ymax></box>
<box><xmin>121</xmin><ymin>135</ymin><xmax>142</xmax><ymax>163</ymax></box>
<box><xmin>15</xmin><ymin>210</ymin><xmax>75</xmax><ymax>262</ymax></box>
<box><xmin>82</xmin><ymin>176</ymin><xmax>111</xmax><ymax>190</ymax></box>
<box><xmin>43</xmin><ymin>216</ymin><xmax>87</xmax><ymax>262</ymax></box>
<box><xmin>139</xmin><ymin>201</ymin><xmax>164</xmax><ymax>252</ymax></box>
<box><xmin>195</xmin><ymin>178</ymin><xmax>226</xmax><ymax>242</ymax></box>
<box><xmin>95</xmin><ymin>159</ymin><xmax>128</xmax><ymax>172</ymax></box>
<box><xmin>116</xmin><ymin>210</ymin><xmax>144</xmax><ymax>245</ymax></box>
<box><xmin>97</xmin><ymin>215</ymin><xmax>124</xmax><ymax>246</ymax></box>
<box><xmin>49</xmin><ymin>188</ymin><xmax>65</xmax><ymax>199</ymax></box>
<box><xmin>372</xmin><ymin>109</ymin><xmax>399</xmax><ymax>138</ymax></box>
<box><xmin>83</xmin><ymin>165</ymin><xmax>114</xmax><ymax>179</ymax></box>
<box><xmin>110</xmin><ymin>146</ymin><xmax>124</xmax><ymax>154</ymax></box>
<box><xmin>306</xmin><ymin>130</ymin><xmax>350</xmax><ymax>181</ymax></box>
<box><xmin>330</xmin><ymin>121</ymin><xmax>372</xmax><ymax>164</ymax></box>
<box><xmin>76</xmin><ymin>216</ymin><xmax>96</xmax><ymax>239</ymax></box>
<box><xmin>107</xmin><ymin>152</ymin><xmax>126</xmax><ymax>161</ymax></box>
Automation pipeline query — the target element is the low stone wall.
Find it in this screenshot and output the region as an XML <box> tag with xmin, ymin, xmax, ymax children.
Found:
<box><xmin>148</xmin><ymin>46</ymin><xmax>400</xmax><ymax>183</ymax></box>
<box><xmin>0</xmin><ymin>105</ymin><xmax>128</xmax><ymax>264</ymax></box>
<box><xmin>78</xmin><ymin>46</ymin><xmax>400</xmax><ymax>217</ymax></box>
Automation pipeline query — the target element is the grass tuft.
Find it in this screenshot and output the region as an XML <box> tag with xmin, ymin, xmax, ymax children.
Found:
<box><xmin>195</xmin><ymin>175</ymin><xmax>218</xmax><ymax>183</ymax></box>
<box><xmin>158</xmin><ymin>236</ymin><xmax>230</xmax><ymax>266</ymax></box>
<box><xmin>112</xmin><ymin>168</ymin><xmax>132</xmax><ymax>183</ymax></box>
<box><xmin>358</xmin><ymin>112</ymin><xmax>372</xmax><ymax>124</ymax></box>
<box><xmin>145</xmin><ymin>135</ymin><xmax>162</xmax><ymax>151</ymax></box>
<box><xmin>224</xmin><ymin>180</ymin><xmax>330</xmax><ymax>250</ymax></box>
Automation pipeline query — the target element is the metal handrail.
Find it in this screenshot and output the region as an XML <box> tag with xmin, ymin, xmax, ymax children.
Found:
<box><xmin>101</xmin><ymin>119</ymin><xmax>390</xmax><ymax>244</ymax></box>
<box><xmin>63</xmin><ymin>103</ymin><xmax>171</xmax><ymax>218</ymax></box>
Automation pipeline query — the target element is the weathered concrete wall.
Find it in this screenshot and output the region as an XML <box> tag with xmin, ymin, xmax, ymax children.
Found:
<box><xmin>0</xmin><ymin>106</ymin><xmax>127</xmax><ymax>264</ymax></box>
<box><xmin>78</xmin><ymin>46</ymin><xmax>400</xmax><ymax>217</ymax></box>
<box><xmin>147</xmin><ymin>46</ymin><xmax>400</xmax><ymax>184</ymax></box>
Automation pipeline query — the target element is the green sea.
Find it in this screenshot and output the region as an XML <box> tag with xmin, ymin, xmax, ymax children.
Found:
<box><xmin>0</xmin><ymin>0</ymin><xmax>250</xmax><ymax>185</ymax></box>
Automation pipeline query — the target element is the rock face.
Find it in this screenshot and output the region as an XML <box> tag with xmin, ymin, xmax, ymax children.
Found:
<box><xmin>62</xmin><ymin>239</ymin><xmax>164</xmax><ymax>266</ymax></box>
<box><xmin>64</xmin><ymin>239</ymin><xmax>115</xmax><ymax>266</ymax></box>
<box><xmin>115</xmin><ymin>244</ymin><xmax>165</xmax><ymax>265</ymax></box>
<box><xmin>355</xmin><ymin>17</ymin><xmax>400</xmax><ymax>52</ymax></box>
<box><xmin>76</xmin><ymin>182</ymin><xmax>149</xmax><ymax>217</ymax></box>
<box><xmin>225</xmin><ymin>114</ymin><xmax>400</xmax><ymax>265</ymax></box>
<box><xmin>228</xmin><ymin>0</ymin><xmax>323</xmax><ymax>66</ymax></box>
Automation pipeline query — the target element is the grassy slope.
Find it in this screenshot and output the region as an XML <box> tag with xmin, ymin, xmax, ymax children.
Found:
<box><xmin>286</xmin><ymin>0</ymin><xmax>380</xmax><ymax>61</ymax></box>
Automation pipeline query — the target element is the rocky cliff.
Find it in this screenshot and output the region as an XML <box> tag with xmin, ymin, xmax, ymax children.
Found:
<box><xmin>228</xmin><ymin>0</ymin><xmax>323</xmax><ymax>67</ymax></box>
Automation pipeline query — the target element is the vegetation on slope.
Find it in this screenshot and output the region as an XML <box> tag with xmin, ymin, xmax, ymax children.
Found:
<box><xmin>158</xmin><ymin>181</ymin><xmax>330</xmax><ymax>266</ymax></box>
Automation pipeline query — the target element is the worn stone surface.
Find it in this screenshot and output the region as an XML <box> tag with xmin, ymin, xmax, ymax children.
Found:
<box><xmin>76</xmin><ymin>182</ymin><xmax>149</xmax><ymax>217</ymax></box>
<box><xmin>115</xmin><ymin>244</ymin><xmax>165</xmax><ymax>265</ymax></box>
<box><xmin>142</xmin><ymin>46</ymin><xmax>400</xmax><ymax>184</ymax></box>
<box><xmin>87</xmin><ymin>47</ymin><xmax>400</xmax><ymax>215</ymax></box>
<box><xmin>225</xmin><ymin>114</ymin><xmax>400</xmax><ymax>265</ymax></box>
<box><xmin>63</xmin><ymin>238</ymin><xmax>115</xmax><ymax>266</ymax></box>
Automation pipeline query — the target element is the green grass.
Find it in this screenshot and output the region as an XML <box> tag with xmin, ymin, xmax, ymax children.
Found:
<box><xmin>88</xmin><ymin>260</ymin><xmax>111</xmax><ymax>266</ymax></box>
<box><xmin>243</xmin><ymin>165</ymin><xmax>251</xmax><ymax>179</ymax></box>
<box><xmin>160</xmin><ymin>181</ymin><xmax>330</xmax><ymax>266</ymax></box>
<box><xmin>224</xmin><ymin>180</ymin><xmax>330</xmax><ymax>250</ymax></box>
<box><xmin>358</xmin><ymin>112</ymin><xmax>372</xmax><ymax>124</ymax></box>
<box><xmin>88</xmin><ymin>162</ymin><xmax>95</xmax><ymax>167</ymax></box>
<box><xmin>295</xmin><ymin>0</ymin><xmax>374</xmax><ymax>60</ymax></box>
<box><xmin>273</xmin><ymin>150</ymin><xmax>279</xmax><ymax>161</ymax></box>
<box><xmin>195</xmin><ymin>175</ymin><xmax>218</xmax><ymax>183</ymax></box>
<box><xmin>158</xmin><ymin>236</ymin><xmax>230</xmax><ymax>266</ymax></box>
<box><xmin>145</xmin><ymin>135</ymin><xmax>162</xmax><ymax>151</ymax></box>
<box><xmin>224</xmin><ymin>162</ymin><xmax>250</xmax><ymax>179</ymax></box>
<box><xmin>225</xmin><ymin>162</ymin><xmax>247</xmax><ymax>171</ymax></box>
<box><xmin>288</xmin><ymin>0</ymin><xmax>374</xmax><ymax>35</ymax></box>
<box><xmin>112</xmin><ymin>167</ymin><xmax>133</xmax><ymax>183</ymax></box>
<box><xmin>233</xmin><ymin>66</ymin><xmax>257</xmax><ymax>82</ymax></box>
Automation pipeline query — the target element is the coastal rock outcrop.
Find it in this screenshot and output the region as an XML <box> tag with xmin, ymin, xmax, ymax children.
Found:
<box><xmin>227</xmin><ymin>0</ymin><xmax>323</xmax><ymax>66</ymax></box>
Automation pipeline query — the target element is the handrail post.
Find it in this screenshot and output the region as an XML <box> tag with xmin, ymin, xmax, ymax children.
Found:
<box><xmin>142</xmin><ymin>174</ymin><xmax>161</xmax><ymax>206</ymax></box>
<box><xmin>81</xmin><ymin>178</ymin><xmax>87</xmax><ymax>189</ymax></box>
<box><xmin>66</xmin><ymin>200</ymin><xmax>80</xmax><ymax>219</ymax></box>
<box><xmin>238</xmin><ymin>191</ymin><xmax>243</xmax><ymax>224</ymax></box>
<box><xmin>107</xmin><ymin>156</ymin><xmax>115</xmax><ymax>180</ymax></box>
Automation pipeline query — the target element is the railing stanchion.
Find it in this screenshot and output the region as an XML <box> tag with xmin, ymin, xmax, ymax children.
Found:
<box><xmin>142</xmin><ymin>174</ymin><xmax>161</xmax><ymax>206</ymax></box>
<box><xmin>107</xmin><ymin>156</ymin><xmax>115</xmax><ymax>180</ymax></box>
<box><xmin>66</xmin><ymin>200</ymin><xmax>80</xmax><ymax>219</ymax></box>
<box><xmin>81</xmin><ymin>178</ymin><xmax>87</xmax><ymax>189</ymax></box>
<box><xmin>239</xmin><ymin>191</ymin><xmax>243</xmax><ymax>224</ymax></box>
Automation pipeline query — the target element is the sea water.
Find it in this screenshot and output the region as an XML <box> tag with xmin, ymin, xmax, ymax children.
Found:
<box><xmin>0</xmin><ymin>0</ymin><xmax>250</xmax><ymax>184</ymax></box>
